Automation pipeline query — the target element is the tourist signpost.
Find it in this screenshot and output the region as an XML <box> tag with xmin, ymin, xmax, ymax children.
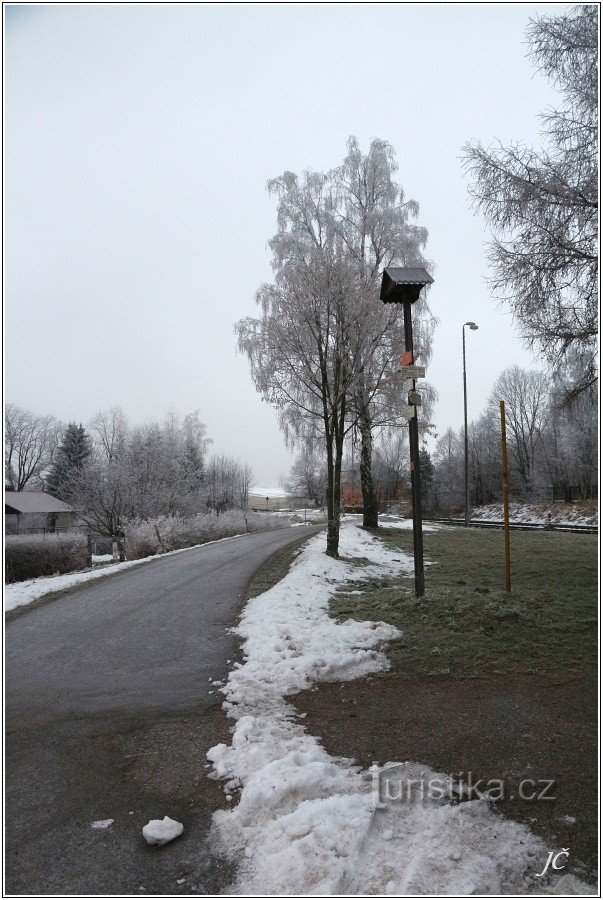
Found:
<box><xmin>380</xmin><ymin>267</ymin><xmax>433</xmax><ymax>597</ymax></box>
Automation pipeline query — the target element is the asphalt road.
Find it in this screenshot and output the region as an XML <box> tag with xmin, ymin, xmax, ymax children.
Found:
<box><xmin>5</xmin><ymin>525</ymin><xmax>319</xmax><ymax>895</ymax></box>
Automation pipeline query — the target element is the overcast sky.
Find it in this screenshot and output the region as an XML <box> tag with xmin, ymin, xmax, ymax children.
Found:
<box><xmin>5</xmin><ymin>3</ymin><xmax>561</xmax><ymax>487</ymax></box>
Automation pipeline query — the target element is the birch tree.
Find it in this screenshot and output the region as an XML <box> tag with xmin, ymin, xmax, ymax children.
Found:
<box><xmin>236</xmin><ymin>168</ymin><xmax>361</xmax><ymax>555</ymax></box>
<box><xmin>332</xmin><ymin>138</ymin><xmax>434</xmax><ymax>527</ymax></box>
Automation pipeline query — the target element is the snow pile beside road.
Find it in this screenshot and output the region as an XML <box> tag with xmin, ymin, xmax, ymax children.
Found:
<box><xmin>208</xmin><ymin>522</ymin><xmax>572</xmax><ymax>894</ymax></box>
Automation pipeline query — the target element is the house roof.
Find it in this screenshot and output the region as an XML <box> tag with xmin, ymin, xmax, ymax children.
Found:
<box><xmin>4</xmin><ymin>491</ymin><xmax>75</xmax><ymax>514</ymax></box>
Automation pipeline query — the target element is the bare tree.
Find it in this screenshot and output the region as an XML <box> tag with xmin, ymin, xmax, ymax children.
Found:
<box><xmin>463</xmin><ymin>6</ymin><xmax>598</xmax><ymax>396</ymax></box>
<box><xmin>4</xmin><ymin>403</ymin><xmax>61</xmax><ymax>491</ymax></box>
<box><xmin>432</xmin><ymin>427</ymin><xmax>464</xmax><ymax>512</ymax></box>
<box><xmin>89</xmin><ymin>407</ymin><xmax>129</xmax><ymax>461</ymax></box>
<box><xmin>286</xmin><ymin>446</ymin><xmax>327</xmax><ymax>508</ymax></box>
<box><xmin>491</xmin><ymin>366</ymin><xmax>550</xmax><ymax>496</ymax></box>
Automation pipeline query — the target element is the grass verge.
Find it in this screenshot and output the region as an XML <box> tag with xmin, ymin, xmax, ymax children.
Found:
<box><xmin>331</xmin><ymin>525</ymin><xmax>597</xmax><ymax>679</ymax></box>
<box><xmin>293</xmin><ymin>523</ymin><xmax>598</xmax><ymax>880</ymax></box>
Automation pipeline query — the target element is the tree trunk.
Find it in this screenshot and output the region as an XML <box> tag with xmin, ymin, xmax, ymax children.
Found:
<box><xmin>325</xmin><ymin>436</ymin><xmax>338</xmax><ymax>558</ymax></box>
<box><xmin>358</xmin><ymin>406</ymin><xmax>379</xmax><ymax>528</ymax></box>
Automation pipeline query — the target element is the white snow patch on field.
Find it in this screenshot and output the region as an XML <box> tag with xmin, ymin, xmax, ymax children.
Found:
<box><xmin>379</xmin><ymin>514</ymin><xmax>442</xmax><ymax>532</ymax></box>
<box><xmin>207</xmin><ymin>522</ymin><xmax>582</xmax><ymax>894</ymax></box>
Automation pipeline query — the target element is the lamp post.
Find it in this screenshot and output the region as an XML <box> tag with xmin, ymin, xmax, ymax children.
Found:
<box><xmin>462</xmin><ymin>321</ymin><xmax>479</xmax><ymax>527</ymax></box>
<box><xmin>381</xmin><ymin>267</ymin><xmax>434</xmax><ymax>597</ymax></box>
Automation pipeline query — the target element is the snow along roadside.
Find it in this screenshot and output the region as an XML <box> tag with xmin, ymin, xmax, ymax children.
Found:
<box><xmin>207</xmin><ymin>521</ymin><xmax>591</xmax><ymax>894</ymax></box>
<box><xmin>5</xmin><ymin>531</ymin><xmax>261</xmax><ymax>613</ymax></box>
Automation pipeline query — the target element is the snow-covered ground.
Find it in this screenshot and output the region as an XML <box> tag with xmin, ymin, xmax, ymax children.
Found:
<box><xmin>207</xmin><ymin>522</ymin><xmax>587</xmax><ymax>894</ymax></box>
<box><xmin>471</xmin><ymin>502</ymin><xmax>597</xmax><ymax>527</ymax></box>
<box><xmin>249</xmin><ymin>487</ymin><xmax>290</xmax><ymax>499</ymax></box>
<box><xmin>379</xmin><ymin>514</ymin><xmax>442</xmax><ymax>532</ymax></box>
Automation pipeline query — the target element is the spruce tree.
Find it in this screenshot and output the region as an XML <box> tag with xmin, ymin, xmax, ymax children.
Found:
<box><xmin>45</xmin><ymin>423</ymin><xmax>92</xmax><ymax>500</ymax></box>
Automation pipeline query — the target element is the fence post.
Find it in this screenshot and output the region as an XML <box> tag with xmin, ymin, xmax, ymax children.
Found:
<box><xmin>116</xmin><ymin>527</ymin><xmax>126</xmax><ymax>562</ymax></box>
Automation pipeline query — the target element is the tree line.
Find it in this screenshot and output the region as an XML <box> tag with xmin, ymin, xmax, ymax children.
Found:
<box><xmin>431</xmin><ymin>363</ymin><xmax>597</xmax><ymax>514</ymax></box>
<box><xmin>5</xmin><ymin>404</ymin><xmax>253</xmax><ymax>535</ymax></box>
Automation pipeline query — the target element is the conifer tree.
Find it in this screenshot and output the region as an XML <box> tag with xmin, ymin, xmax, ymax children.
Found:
<box><xmin>45</xmin><ymin>422</ymin><xmax>92</xmax><ymax>500</ymax></box>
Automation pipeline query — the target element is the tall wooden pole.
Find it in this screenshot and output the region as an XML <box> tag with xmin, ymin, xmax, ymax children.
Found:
<box><xmin>403</xmin><ymin>300</ymin><xmax>425</xmax><ymax>597</ymax></box>
<box><xmin>463</xmin><ymin>326</ymin><xmax>470</xmax><ymax>526</ymax></box>
<box><xmin>499</xmin><ymin>400</ymin><xmax>511</xmax><ymax>591</ymax></box>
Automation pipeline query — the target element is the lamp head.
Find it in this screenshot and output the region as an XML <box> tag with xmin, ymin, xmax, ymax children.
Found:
<box><xmin>465</xmin><ymin>321</ymin><xmax>479</xmax><ymax>330</ymax></box>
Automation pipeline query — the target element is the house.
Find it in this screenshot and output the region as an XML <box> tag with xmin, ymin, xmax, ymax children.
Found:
<box><xmin>5</xmin><ymin>491</ymin><xmax>77</xmax><ymax>535</ymax></box>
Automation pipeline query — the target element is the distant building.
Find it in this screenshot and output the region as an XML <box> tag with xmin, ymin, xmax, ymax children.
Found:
<box><xmin>248</xmin><ymin>488</ymin><xmax>290</xmax><ymax>512</ymax></box>
<box><xmin>5</xmin><ymin>491</ymin><xmax>77</xmax><ymax>535</ymax></box>
<box><xmin>341</xmin><ymin>462</ymin><xmax>405</xmax><ymax>513</ymax></box>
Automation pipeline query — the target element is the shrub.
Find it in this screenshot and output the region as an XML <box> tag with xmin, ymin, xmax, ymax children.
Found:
<box><xmin>5</xmin><ymin>533</ymin><xmax>88</xmax><ymax>584</ymax></box>
<box><xmin>124</xmin><ymin>510</ymin><xmax>291</xmax><ymax>560</ymax></box>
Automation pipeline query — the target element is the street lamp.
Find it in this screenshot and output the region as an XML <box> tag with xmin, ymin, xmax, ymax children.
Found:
<box><xmin>381</xmin><ymin>266</ymin><xmax>434</xmax><ymax>598</ymax></box>
<box><xmin>462</xmin><ymin>321</ymin><xmax>479</xmax><ymax>526</ymax></box>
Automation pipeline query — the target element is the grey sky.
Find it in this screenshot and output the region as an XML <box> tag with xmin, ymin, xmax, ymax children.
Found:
<box><xmin>5</xmin><ymin>3</ymin><xmax>560</xmax><ymax>486</ymax></box>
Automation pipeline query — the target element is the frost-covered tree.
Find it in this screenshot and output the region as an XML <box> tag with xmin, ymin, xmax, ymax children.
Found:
<box><xmin>89</xmin><ymin>407</ymin><xmax>128</xmax><ymax>461</ymax></box>
<box><xmin>204</xmin><ymin>455</ymin><xmax>252</xmax><ymax>514</ymax></box>
<box><xmin>332</xmin><ymin>138</ymin><xmax>434</xmax><ymax>527</ymax></box>
<box><xmin>432</xmin><ymin>427</ymin><xmax>464</xmax><ymax>512</ymax></box>
<box><xmin>286</xmin><ymin>447</ymin><xmax>328</xmax><ymax>508</ymax></box>
<box><xmin>45</xmin><ymin>423</ymin><xmax>92</xmax><ymax>500</ymax></box>
<box><xmin>491</xmin><ymin>366</ymin><xmax>550</xmax><ymax>496</ymax></box>
<box><xmin>237</xmin><ymin>226</ymin><xmax>359</xmax><ymax>555</ymax></box>
<box><xmin>5</xmin><ymin>403</ymin><xmax>61</xmax><ymax>491</ymax></box>
<box><xmin>538</xmin><ymin>358</ymin><xmax>598</xmax><ymax>500</ymax></box>
<box><xmin>463</xmin><ymin>5</ymin><xmax>598</xmax><ymax>397</ymax></box>
<box><xmin>237</xmin><ymin>139</ymin><xmax>433</xmax><ymax>553</ymax></box>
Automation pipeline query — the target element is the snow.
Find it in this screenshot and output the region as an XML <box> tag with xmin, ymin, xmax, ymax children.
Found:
<box><xmin>379</xmin><ymin>514</ymin><xmax>442</xmax><ymax>532</ymax></box>
<box><xmin>249</xmin><ymin>487</ymin><xmax>289</xmax><ymax>499</ymax></box>
<box><xmin>5</xmin><ymin>532</ymin><xmax>257</xmax><ymax>613</ymax></box>
<box><xmin>207</xmin><ymin>521</ymin><xmax>591</xmax><ymax>894</ymax></box>
<box><xmin>142</xmin><ymin>816</ymin><xmax>184</xmax><ymax>846</ymax></box>
<box><xmin>91</xmin><ymin>554</ymin><xmax>114</xmax><ymax>563</ymax></box>
<box><xmin>471</xmin><ymin>502</ymin><xmax>597</xmax><ymax>527</ymax></box>
<box><xmin>90</xmin><ymin>818</ymin><xmax>113</xmax><ymax>829</ymax></box>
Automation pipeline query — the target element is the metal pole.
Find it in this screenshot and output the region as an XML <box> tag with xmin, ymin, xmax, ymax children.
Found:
<box><xmin>463</xmin><ymin>325</ymin><xmax>470</xmax><ymax>527</ymax></box>
<box><xmin>403</xmin><ymin>300</ymin><xmax>425</xmax><ymax>597</ymax></box>
<box><xmin>500</xmin><ymin>400</ymin><xmax>511</xmax><ymax>591</ymax></box>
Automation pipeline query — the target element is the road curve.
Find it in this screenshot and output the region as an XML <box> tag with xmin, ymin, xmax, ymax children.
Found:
<box><xmin>5</xmin><ymin>525</ymin><xmax>320</xmax><ymax>895</ymax></box>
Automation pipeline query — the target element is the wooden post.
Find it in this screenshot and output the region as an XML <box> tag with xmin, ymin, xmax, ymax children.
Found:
<box><xmin>499</xmin><ymin>400</ymin><xmax>511</xmax><ymax>591</ymax></box>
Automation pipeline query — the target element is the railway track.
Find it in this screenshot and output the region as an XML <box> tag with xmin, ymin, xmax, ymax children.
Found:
<box><xmin>426</xmin><ymin>517</ymin><xmax>598</xmax><ymax>535</ymax></box>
